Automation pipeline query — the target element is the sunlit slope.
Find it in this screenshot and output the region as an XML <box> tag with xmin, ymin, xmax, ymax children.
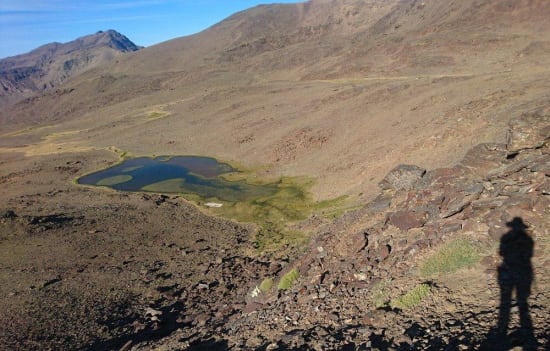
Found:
<box><xmin>1</xmin><ymin>0</ymin><xmax>548</xmax><ymax>200</ymax></box>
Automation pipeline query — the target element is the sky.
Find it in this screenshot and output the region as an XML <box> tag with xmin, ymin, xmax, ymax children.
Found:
<box><xmin>0</xmin><ymin>0</ymin><xmax>302</xmax><ymax>59</ymax></box>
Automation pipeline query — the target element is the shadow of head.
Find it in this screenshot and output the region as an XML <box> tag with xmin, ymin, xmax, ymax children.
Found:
<box><xmin>506</xmin><ymin>217</ymin><xmax>528</xmax><ymax>231</ymax></box>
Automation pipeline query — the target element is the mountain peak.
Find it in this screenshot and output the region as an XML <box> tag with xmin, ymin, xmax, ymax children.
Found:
<box><xmin>83</xmin><ymin>29</ymin><xmax>142</xmax><ymax>53</ymax></box>
<box><xmin>0</xmin><ymin>30</ymin><xmax>140</xmax><ymax>105</ymax></box>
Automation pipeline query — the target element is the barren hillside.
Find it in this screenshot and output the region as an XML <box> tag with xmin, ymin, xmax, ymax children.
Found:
<box><xmin>0</xmin><ymin>0</ymin><xmax>548</xmax><ymax>350</ymax></box>
<box><xmin>1</xmin><ymin>0</ymin><xmax>548</xmax><ymax>199</ymax></box>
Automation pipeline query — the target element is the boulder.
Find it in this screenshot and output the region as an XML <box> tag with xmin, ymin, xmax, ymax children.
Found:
<box><xmin>440</xmin><ymin>186</ymin><xmax>482</xmax><ymax>219</ymax></box>
<box><xmin>417</xmin><ymin>166</ymin><xmax>470</xmax><ymax>190</ymax></box>
<box><xmin>529</xmin><ymin>154</ymin><xmax>550</xmax><ymax>175</ymax></box>
<box><xmin>379</xmin><ymin>164</ymin><xmax>426</xmax><ymax>191</ymax></box>
<box><xmin>335</xmin><ymin>230</ymin><xmax>368</xmax><ymax>257</ymax></box>
<box><xmin>388</xmin><ymin>210</ymin><xmax>428</xmax><ymax>230</ymax></box>
<box><xmin>506</xmin><ymin>110</ymin><xmax>549</xmax><ymax>153</ymax></box>
<box><xmin>460</xmin><ymin>143</ymin><xmax>507</xmax><ymax>177</ymax></box>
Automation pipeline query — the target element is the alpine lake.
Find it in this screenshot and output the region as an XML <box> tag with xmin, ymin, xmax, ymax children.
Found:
<box><xmin>78</xmin><ymin>155</ymin><xmax>348</xmax><ymax>252</ymax></box>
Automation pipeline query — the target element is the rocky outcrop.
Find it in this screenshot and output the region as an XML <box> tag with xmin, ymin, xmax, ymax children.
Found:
<box><xmin>378</xmin><ymin>164</ymin><xmax>426</xmax><ymax>191</ymax></box>
<box><xmin>136</xmin><ymin>108</ymin><xmax>549</xmax><ymax>350</ymax></box>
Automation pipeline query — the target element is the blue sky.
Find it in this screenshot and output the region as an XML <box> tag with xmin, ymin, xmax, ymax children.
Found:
<box><xmin>0</xmin><ymin>0</ymin><xmax>302</xmax><ymax>59</ymax></box>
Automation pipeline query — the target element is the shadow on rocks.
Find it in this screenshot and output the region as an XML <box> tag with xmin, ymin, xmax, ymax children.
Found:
<box><xmin>481</xmin><ymin>217</ymin><xmax>537</xmax><ymax>351</ymax></box>
<box><xmin>256</xmin><ymin>324</ymin><xmax>480</xmax><ymax>351</ymax></box>
<box><xmin>187</xmin><ymin>338</ymin><xmax>229</xmax><ymax>351</ymax></box>
<box><xmin>80</xmin><ymin>301</ymin><xmax>189</xmax><ymax>351</ymax></box>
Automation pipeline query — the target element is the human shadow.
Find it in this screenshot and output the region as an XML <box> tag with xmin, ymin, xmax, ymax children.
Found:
<box><xmin>482</xmin><ymin>217</ymin><xmax>537</xmax><ymax>351</ymax></box>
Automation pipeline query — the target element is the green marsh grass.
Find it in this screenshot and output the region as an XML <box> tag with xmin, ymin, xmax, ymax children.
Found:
<box><xmin>80</xmin><ymin>151</ymin><xmax>354</xmax><ymax>253</ymax></box>
<box><xmin>390</xmin><ymin>283</ymin><xmax>431</xmax><ymax>310</ymax></box>
<box><xmin>259</xmin><ymin>278</ymin><xmax>274</xmax><ymax>292</ymax></box>
<box><xmin>420</xmin><ymin>238</ymin><xmax>480</xmax><ymax>277</ymax></box>
<box><xmin>277</xmin><ymin>268</ymin><xmax>299</xmax><ymax>290</ymax></box>
<box><xmin>96</xmin><ymin>175</ymin><xmax>132</xmax><ymax>186</ymax></box>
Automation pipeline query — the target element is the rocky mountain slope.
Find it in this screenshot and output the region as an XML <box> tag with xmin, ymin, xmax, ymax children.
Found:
<box><xmin>0</xmin><ymin>0</ymin><xmax>548</xmax><ymax>350</ymax></box>
<box><xmin>1</xmin><ymin>0</ymin><xmax>547</xmax><ymax>200</ymax></box>
<box><xmin>0</xmin><ymin>30</ymin><xmax>140</xmax><ymax>105</ymax></box>
<box><xmin>0</xmin><ymin>96</ymin><xmax>547</xmax><ymax>351</ymax></box>
<box><xmin>137</xmin><ymin>104</ymin><xmax>549</xmax><ymax>350</ymax></box>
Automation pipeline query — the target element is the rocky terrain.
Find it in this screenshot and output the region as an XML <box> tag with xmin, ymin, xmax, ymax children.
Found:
<box><xmin>0</xmin><ymin>30</ymin><xmax>140</xmax><ymax>105</ymax></box>
<box><xmin>0</xmin><ymin>96</ymin><xmax>547</xmax><ymax>351</ymax></box>
<box><xmin>0</xmin><ymin>0</ymin><xmax>549</xmax><ymax>350</ymax></box>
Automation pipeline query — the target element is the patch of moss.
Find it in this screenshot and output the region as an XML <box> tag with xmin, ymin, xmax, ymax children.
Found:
<box><xmin>370</xmin><ymin>278</ymin><xmax>392</xmax><ymax>309</ymax></box>
<box><xmin>121</xmin><ymin>166</ymin><xmax>143</xmax><ymax>173</ymax></box>
<box><xmin>314</xmin><ymin>195</ymin><xmax>356</xmax><ymax>219</ymax></box>
<box><xmin>97</xmin><ymin>175</ymin><xmax>132</xmax><ymax>186</ymax></box>
<box><xmin>390</xmin><ymin>283</ymin><xmax>431</xmax><ymax>310</ymax></box>
<box><xmin>211</xmin><ymin>176</ymin><xmax>323</xmax><ymax>252</ymax></box>
<box><xmin>420</xmin><ymin>238</ymin><xmax>480</xmax><ymax>277</ymax></box>
<box><xmin>81</xmin><ymin>152</ymin><xmax>354</xmax><ymax>254</ymax></box>
<box><xmin>259</xmin><ymin>278</ymin><xmax>274</xmax><ymax>293</ymax></box>
<box><xmin>148</xmin><ymin>111</ymin><xmax>167</xmax><ymax>119</ymax></box>
<box><xmin>277</xmin><ymin>268</ymin><xmax>299</xmax><ymax>290</ymax></box>
<box><xmin>208</xmin><ymin>177</ymin><xmax>355</xmax><ymax>253</ymax></box>
<box><xmin>142</xmin><ymin>178</ymin><xmax>185</xmax><ymax>192</ymax></box>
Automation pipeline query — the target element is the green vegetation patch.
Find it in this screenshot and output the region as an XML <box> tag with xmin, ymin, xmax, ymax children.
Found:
<box><xmin>277</xmin><ymin>268</ymin><xmax>299</xmax><ymax>290</ymax></box>
<box><xmin>259</xmin><ymin>277</ymin><xmax>274</xmax><ymax>293</ymax></box>
<box><xmin>314</xmin><ymin>195</ymin><xmax>353</xmax><ymax>219</ymax></box>
<box><xmin>97</xmin><ymin>175</ymin><xmax>132</xmax><ymax>186</ymax></box>
<box><xmin>148</xmin><ymin>111</ymin><xmax>167</xmax><ymax>119</ymax></box>
<box><xmin>121</xmin><ymin>165</ymin><xmax>143</xmax><ymax>173</ymax></box>
<box><xmin>80</xmin><ymin>154</ymin><xmax>355</xmax><ymax>254</ymax></box>
<box><xmin>420</xmin><ymin>238</ymin><xmax>480</xmax><ymax>277</ymax></box>
<box><xmin>212</xmin><ymin>177</ymin><xmax>335</xmax><ymax>252</ymax></box>
<box><xmin>370</xmin><ymin>278</ymin><xmax>392</xmax><ymax>309</ymax></box>
<box><xmin>142</xmin><ymin>178</ymin><xmax>185</xmax><ymax>193</ymax></box>
<box><xmin>390</xmin><ymin>283</ymin><xmax>431</xmax><ymax>310</ymax></box>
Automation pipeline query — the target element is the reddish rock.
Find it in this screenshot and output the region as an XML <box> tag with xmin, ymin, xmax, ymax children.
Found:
<box><xmin>529</xmin><ymin>154</ymin><xmax>550</xmax><ymax>175</ymax></box>
<box><xmin>503</xmin><ymin>193</ymin><xmax>537</xmax><ymax>210</ymax></box>
<box><xmin>388</xmin><ymin>210</ymin><xmax>427</xmax><ymax>230</ymax></box>
<box><xmin>335</xmin><ymin>231</ymin><xmax>368</xmax><ymax>257</ymax></box>
<box><xmin>487</xmin><ymin>154</ymin><xmax>547</xmax><ymax>180</ymax></box>
<box><xmin>470</xmin><ymin>196</ymin><xmax>509</xmax><ymax>210</ymax></box>
<box><xmin>418</xmin><ymin>166</ymin><xmax>470</xmax><ymax>189</ymax></box>
<box><xmin>377</xmin><ymin>244</ymin><xmax>392</xmax><ymax>261</ymax></box>
<box><xmin>440</xmin><ymin>191</ymin><xmax>480</xmax><ymax>218</ymax></box>
<box><xmin>440</xmin><ymin>222</ymin><xmax>463</xmax><ymax>234</ymax></box>
<box><xmin>460</xmin><ymin>143</ymin><xmax>507</xmax><ymax>177</ymax></box>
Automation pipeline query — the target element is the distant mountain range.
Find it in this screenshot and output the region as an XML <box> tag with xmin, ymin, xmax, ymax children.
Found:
<box><xmin>0</xmin><ymin>0</ymin><xmax>548</xmax><ymax>194</ymax></box>
<box><xmin>0</xmin><ymin>30</ymin><xmax>140</xmax><ymax>105</ymax></box>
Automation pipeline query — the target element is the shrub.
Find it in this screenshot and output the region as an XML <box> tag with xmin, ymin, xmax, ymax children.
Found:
<box><xmin>390</xmin><ymin>283</ymin><xmax>431</xmax><ymax>310</ymax></box>
<box><xmin>277</xmin><ymin>268</ymin><xmax>299</xmax><ymax>290</ymax></box>
<box><xmin>370</xmin><ymin>278</ymin><xmax>392</xmax><ymax>308</ymax></box>
<box><xmin>420</xmin><ymin>238</ymin><xmax>480</xmax><ymax>277</ymax></box>
<box><xmin>259</xmin><ymin>277</ymin><xmax>274</xmax><ymax>292</ymax></box>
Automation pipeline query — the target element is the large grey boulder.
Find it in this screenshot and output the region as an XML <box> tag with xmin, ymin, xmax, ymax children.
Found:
<box><xmin>378</xmin><ymin>164</ymin><xmax>426</xmax><ymax>191</ymax></box>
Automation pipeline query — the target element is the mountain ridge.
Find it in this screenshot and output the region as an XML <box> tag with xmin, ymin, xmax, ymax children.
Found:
<box><xmin>0</xmin><ymin>29</ymin><xmax>140</xmax><ymax>105</ymax></box>
<box><xmin>0</xmin><ymin>0</ymin><xmax>548</xmax><ymax>350</ymax></box>
<box><xmin>1</xmin><ymin>0</ymin><xmax>548</xmax><ymax>201</ymax></box>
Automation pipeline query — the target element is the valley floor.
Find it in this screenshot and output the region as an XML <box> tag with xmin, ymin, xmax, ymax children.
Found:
<box><xmin>0</xmin><ymin>107</ymin><xmax>548</xmax><ymax>350</ymax></box>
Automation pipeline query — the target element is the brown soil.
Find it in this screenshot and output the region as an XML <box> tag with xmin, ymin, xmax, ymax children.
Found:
<box><xmin>0</xmin><ymin>0</ymin><xmax>549</xmax><ymax>350</ymax></box>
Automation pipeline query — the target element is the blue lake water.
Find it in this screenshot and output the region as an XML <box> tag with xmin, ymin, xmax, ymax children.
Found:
<box><xmin>77</xmin><ymin>156</ymin><xmax>276</xmax><ymax>202</ymax></box>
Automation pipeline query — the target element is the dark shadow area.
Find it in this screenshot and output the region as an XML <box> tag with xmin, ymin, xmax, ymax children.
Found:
<box><xmin>187</xmin><ymin>338</ymin><xmax>229</xmax><ymax>351</ymax></box>
<box><xmin>80</xmin><ymin>301</ymin><xmax>190</xmax><ymax>351</ymax></box>
<box><xmin>481</xmin><ymin>217</ymin><xmax>537</xmax><ymax>351</ymax></box>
